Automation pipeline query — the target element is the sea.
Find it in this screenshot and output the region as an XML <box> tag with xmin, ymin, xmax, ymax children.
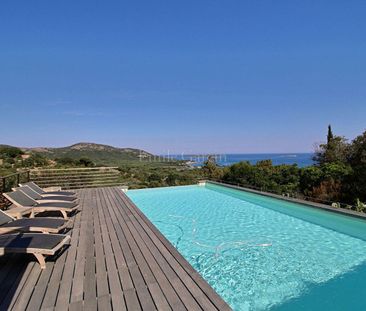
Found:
<box><xmin>169</xmin><ymin>153</ymin><xmax>314</xmax><ymax>168</ymax></box>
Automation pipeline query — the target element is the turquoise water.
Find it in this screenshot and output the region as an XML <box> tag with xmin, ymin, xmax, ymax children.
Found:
<box><xmin>127</xmin><ymin>184</ymin><xmax>366</xmax><ymax>311</ymax></box>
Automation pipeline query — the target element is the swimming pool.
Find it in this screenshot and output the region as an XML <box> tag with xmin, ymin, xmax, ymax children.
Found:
<box><xmin>127</xmin><ymin>183</ymin><xmax>366</xmax><ymax>310</ymax></box>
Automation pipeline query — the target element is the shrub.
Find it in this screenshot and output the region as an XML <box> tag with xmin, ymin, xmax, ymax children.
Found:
<box><xmin>0</xmin><ymin>146</ymin><xmax>24</xmax><ymax>158</ymax></box>
<box><xmin>23</xmin><ymin>153</ymin><xmax>49</xmax><ymax>167</ymax></box>
<box><xmin>56</xmin><ymin>157</ymin><xmax>76</xmax><ymax>166</ymax></box>
<box><xmin>78</xmin><ymin>157</ymin><xmax>95</xmax><ymax>167</ymax></box>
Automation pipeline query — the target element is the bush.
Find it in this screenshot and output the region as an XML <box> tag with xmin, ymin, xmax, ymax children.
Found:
<box><xmin>78</xmin><ymin>157</ymin><xmax>95</xmax><ymax>167</ymax></box>
<box><xmin>166</xmin><ymin>173</ymin><xmax>179</xmax><ymax>186</ymax></box>
<box><xmin>0</xmin><ymin>146</ymin><xmax>24</xmax><ymax>158</ymax></box>
<box><xmin>56</xmin><ymin>157</ymin><xmax>76</xmax><ymax>166</ymax></box>
<box><xmin>299</xmin><ymin>162</ymin><xmax>352</xmax><ymax>202</ymax></box>
<box><xmin>223</xmin><ymin>160</ymin><xmax>300</xmax><ymax>194</ymax></box>
<box><xmin>202</xmin><ymin>156</ymin><xmax>224</xmax><ymax>180</ymax></box>
<box><xmin>23</xmin><ymin>153</ymin><xmax>49</xmax><ymax>167</ymax></box>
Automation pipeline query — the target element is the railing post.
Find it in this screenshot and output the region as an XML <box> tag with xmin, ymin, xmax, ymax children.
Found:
<box><xmin>16</xmin><ymin>173</ymin><xmax>20</xmax><ymax>187</ymax></box>
<box><xmin>1</xmin><ymin>177</ymin><xmax>5</xmax><ymax>193</ymax></box>
<box><xmin>27</xmin><ymin>170</ymin><xmax>30</xmax><ymax>182</ymax></box>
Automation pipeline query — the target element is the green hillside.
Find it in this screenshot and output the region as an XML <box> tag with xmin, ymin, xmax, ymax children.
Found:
<box><xmin>22</xmin><ymin>142</ymin><xmax>154</xmax><ymax>166</ymax></box>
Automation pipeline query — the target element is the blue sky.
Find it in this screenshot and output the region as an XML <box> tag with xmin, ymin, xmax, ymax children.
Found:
<box><xmin>1</xmin><ymin>1</ymin><xmax>365</xmax><ymax>154</ymax></box>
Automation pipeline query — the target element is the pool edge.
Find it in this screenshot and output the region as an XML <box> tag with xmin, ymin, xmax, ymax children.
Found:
<box><xmin>206</xmin><ymin>180</ymin><xmax>366</xmax><ymax>221</ymax></box>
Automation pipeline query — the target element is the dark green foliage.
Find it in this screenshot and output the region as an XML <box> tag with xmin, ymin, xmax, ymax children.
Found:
<box><xmin>314</xmin><ymin>125</ymin><xmax>348</xmax><ymax>165</ymax></box>
<box><xmin>55</xmin><ymin>157</ymin><xmax>95</xmax><ymax>167</ymax></box>
<box><xmin>346</xmin><ymin>131</ymin><xmax>366</xmax><ymax>201</ymax></box>
<box><xmin>118</xmin><ymin>163</ymin><xmax>203</xmax><ymax>189</ymax></box>
<box><xmin>30</xmin><ymin>142</ymin><xmax>153</xmax><ymax>166</ymax></box>
<box><xmin>222</xmin><ymin>160</ymin><xmax>300</xmax><ymax>195</ymax></box>
<box><xmin>0</xmin><ymin>146</ymin><xmax>25</xmax><ymax>173</ymax></box>
<box><xmin>271</xmin><ymin>164</ymin><xmax>300</xmax><ymax>194</ymax></box>
<box><xmin>202</xmin><ymin>155</ymin><xmax>224</xmax><ymax>180</ymax></box>
<box><xmin>0</xmin><ymin>149</ymin><xmax>50</xmax><ymax>175</ymax></box>
<box><xmin>0</xmin><ymin>146</ymin><xmax>24</xmax><ymax>158</ymax></box>
<box><xmin>77</xmin><ymin>157</ymin><xmax>95</xmax><ymax>167</ymax></box>
<box><xmin>222</xmin><ymin>127</ymin><xmax>366</xmax><ymax>209</ymax></box>
<box><xmin>306</xmin><ymin>163</ymin><xmax>352</xmax><ymax>202</ymax></box>
<box><xmin>223</xmin><ymin>159</ymin><xmax>358</xmax><ymax>205</ymax></box>
<box><xmin>300</xmin><ymin>166</ymin><xmax>323</xmax><ymax>195</ymax></box>
<box><xmin>23</xmin><ymin>153</ymin><xmax>49</xmax><ymax>167</ymax></box>
<box><xmin>147</xmin><ymin>173</ymin><xmax>162</xmax><ymax>183</ymax></box>
<box><xmin>166</xmin><ymin>173</ymin><xmax>180</xmax><ymax>186</ymax></box>
<box><xmin>56</xmin><ymin>157</ymin><xmax>76</xmax><ymax>166</ymax></box>
<box><xmin>327</xmin><ymin>124</ymin><xmax>334</xmax><ymax>143</ymax></box>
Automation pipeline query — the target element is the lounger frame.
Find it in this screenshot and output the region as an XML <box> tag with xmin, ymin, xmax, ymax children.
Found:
<box><xmin>0</xmin><ymin>234</ymin><xmax>71</xmax><ymax>269</ymax></box>
<box><xmin>3</xmin><ymin>192</ymin><xmax>78</xmax><ymax>220</ymax></box>
<box><xmin>19</xmin><ymin>182</ymin><xmax>76</xmax><ymax>196</ymax></box>
<box><xmin>12</xmin><ymin>186</ymin><xmax>78</xmax><ymax>203</ymax></box>
<box><xmin>31</xmin><ymin>206</ymin><xmax>78</xmax><ymax>220</ymax></box>
<box><xmin>0</xmin><ymin>221</ymin><xmax>69</xmax><ymax>235</ymax></box>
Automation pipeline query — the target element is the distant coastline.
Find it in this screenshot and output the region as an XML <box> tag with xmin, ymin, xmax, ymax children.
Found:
<box><xmin>168</xmin><ymin>153</ymin><xmax>314</xmax><ymax>168</ymax></box>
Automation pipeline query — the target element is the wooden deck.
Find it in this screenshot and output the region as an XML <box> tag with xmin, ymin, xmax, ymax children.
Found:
<box><xmin>0</xmin><ymin>187</ymin><xmax>231</xmax><ymax>310</ymax></box>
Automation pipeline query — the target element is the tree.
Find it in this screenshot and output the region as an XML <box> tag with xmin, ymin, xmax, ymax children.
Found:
<box><xmin>78</xmin><ymin>157</ymin><xmax>95</xmax><ymax>167</ymax></box>
<box><xmin>222</xmin><ymin>161</ymin><xmax>254</xmax><ymax>185</ymax></box>
<box><xmin>327</xmin><ymin>124</ymin><xmax>334</xmax><ymax>143</ymax></box>
<box><xmin>147</xmin><ymin>173</ymin><xmax>163</xmax><ymax>187</ymax></box>
<box><xmin>166</xmin><ymin>173</ymin><xmax>179</xmax><ymax>186</ymax></box>
<box><xmin>300</xmin><ymin>166</ymin><xmax>323</xmax><ymax>195</ymax></box>
<box><xmin>56</xmin><ymin>157</ymin><xmax>76</xmax><ymax>166</ymax></box>
<box><xmin>23</xmin><ymin>153</ymin><xmax>49</xmax><ymax>167</ymax></box>
<box><xmin>314</xmin><ymin>125</ymin><xmax>348</xmax><ymax>165</ymax></box>
<box><xmin>0</xmin><ymin>146</ymin><xmax>24</xmax><ymax>159</ymax></box>
<box><xmin>202</xmin><ymin>155</ymin><xmax>223</xmax><ymax>180</ymax></box>
<box><xmin>223</xmin><ymin>160</ymin><xmax>300</xmax><ymax>194</ymax></box>
<box><xmin>346</xmin><ymin>130</ymin><xmax>366</xmax><ymax>201</ymax></box>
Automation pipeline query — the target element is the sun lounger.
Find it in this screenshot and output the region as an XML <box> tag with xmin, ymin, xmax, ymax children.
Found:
<box><xmin>20</xmin><ymin>181</ymin><xmax>76</xmax><ymax>197</ymax></box>
<box><xmin>0</xmin><ymin>209</ymin><xmax>69</xmax><ymax>234</ymax></box>
<box><xmin>0</xmin><ymin>233</ymin><xmax>70</xmax><ymax>269</ymax></box>
<box><xmin>5</xmin><ymin>206</ymin><xmax>34</xmax><ymax>219</ymax></box>
<box><xmin>13</xmin><ymin>186</ymin><xmax>77</xmax><ymax>203</ymax></box>
<box><xmin>3</xmin><ymin>191</ymin><xmax>78</xmax><ymax>220</ymax></box>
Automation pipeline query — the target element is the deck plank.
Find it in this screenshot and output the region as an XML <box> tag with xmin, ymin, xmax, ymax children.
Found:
<box><xmin>54</xmin><ymin>195</ymin><xmax>84</xmax><ymax>311</ymax></box>
<box><xmin>0</xmin><ymin>255</ymin><xmax>26</xmax><ymax>307</ymax></box>
<box><xmin>0</xmin><ymin>257</ymin><xmax>33</xmax><ymax>310</ymax></box>
<box><xmin>95</xmin><ymin>188</ymin><xmax>127</xmax><ymax>311</ymax></box>
<box><xmin>104</xmin><ymin>188</ymin><xmax>186</xmax><ymax>310</ymax></box>
<box><xmin>70</xmin><ymin>188</ymin><xmax>91</xmax><ymax>303</ymax></box>
<box><xmin>101</xmin><ymin>188</ymin><xmax>156</xmax><ymax>310</ymax></box>
<box><xmin>0</xmin><ymin>186</ymin><xmax>230</xmax><ymax>310</ymax></box>
<box><xmin>26</xmin><ymin>262</ymin><xmax>54</xmax><ymax>311</ymax></box>
<box><xmin>115</xmin><ymin>188</ymin><xmax>230</xmax><ymax>311</ymax></box>
<box><xmin>95</xmin><ymin>190</ymin><xmax>118</xmax><ymax>298</ymax></box>
<box><xmin>11</xmin><ymin>263</ymin><xmax>40</xmax><ymax>311</ymax></box>
<box><xmin>40</xmin><ymin>189</ymin><xmax>84</xmax><ymax>309</ymax></box>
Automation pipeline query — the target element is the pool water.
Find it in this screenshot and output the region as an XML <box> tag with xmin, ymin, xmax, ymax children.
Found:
<box><xmin>127</xmin><ymin>184</ymin><xmax>366</xmax><ymax>310</ymax></box>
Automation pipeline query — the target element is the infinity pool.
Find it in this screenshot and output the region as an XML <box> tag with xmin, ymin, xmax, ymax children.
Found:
<box><xmin>127</xmin><ymin>183</ymin><xmax>366</xmax><ymax>310</ymax></box>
